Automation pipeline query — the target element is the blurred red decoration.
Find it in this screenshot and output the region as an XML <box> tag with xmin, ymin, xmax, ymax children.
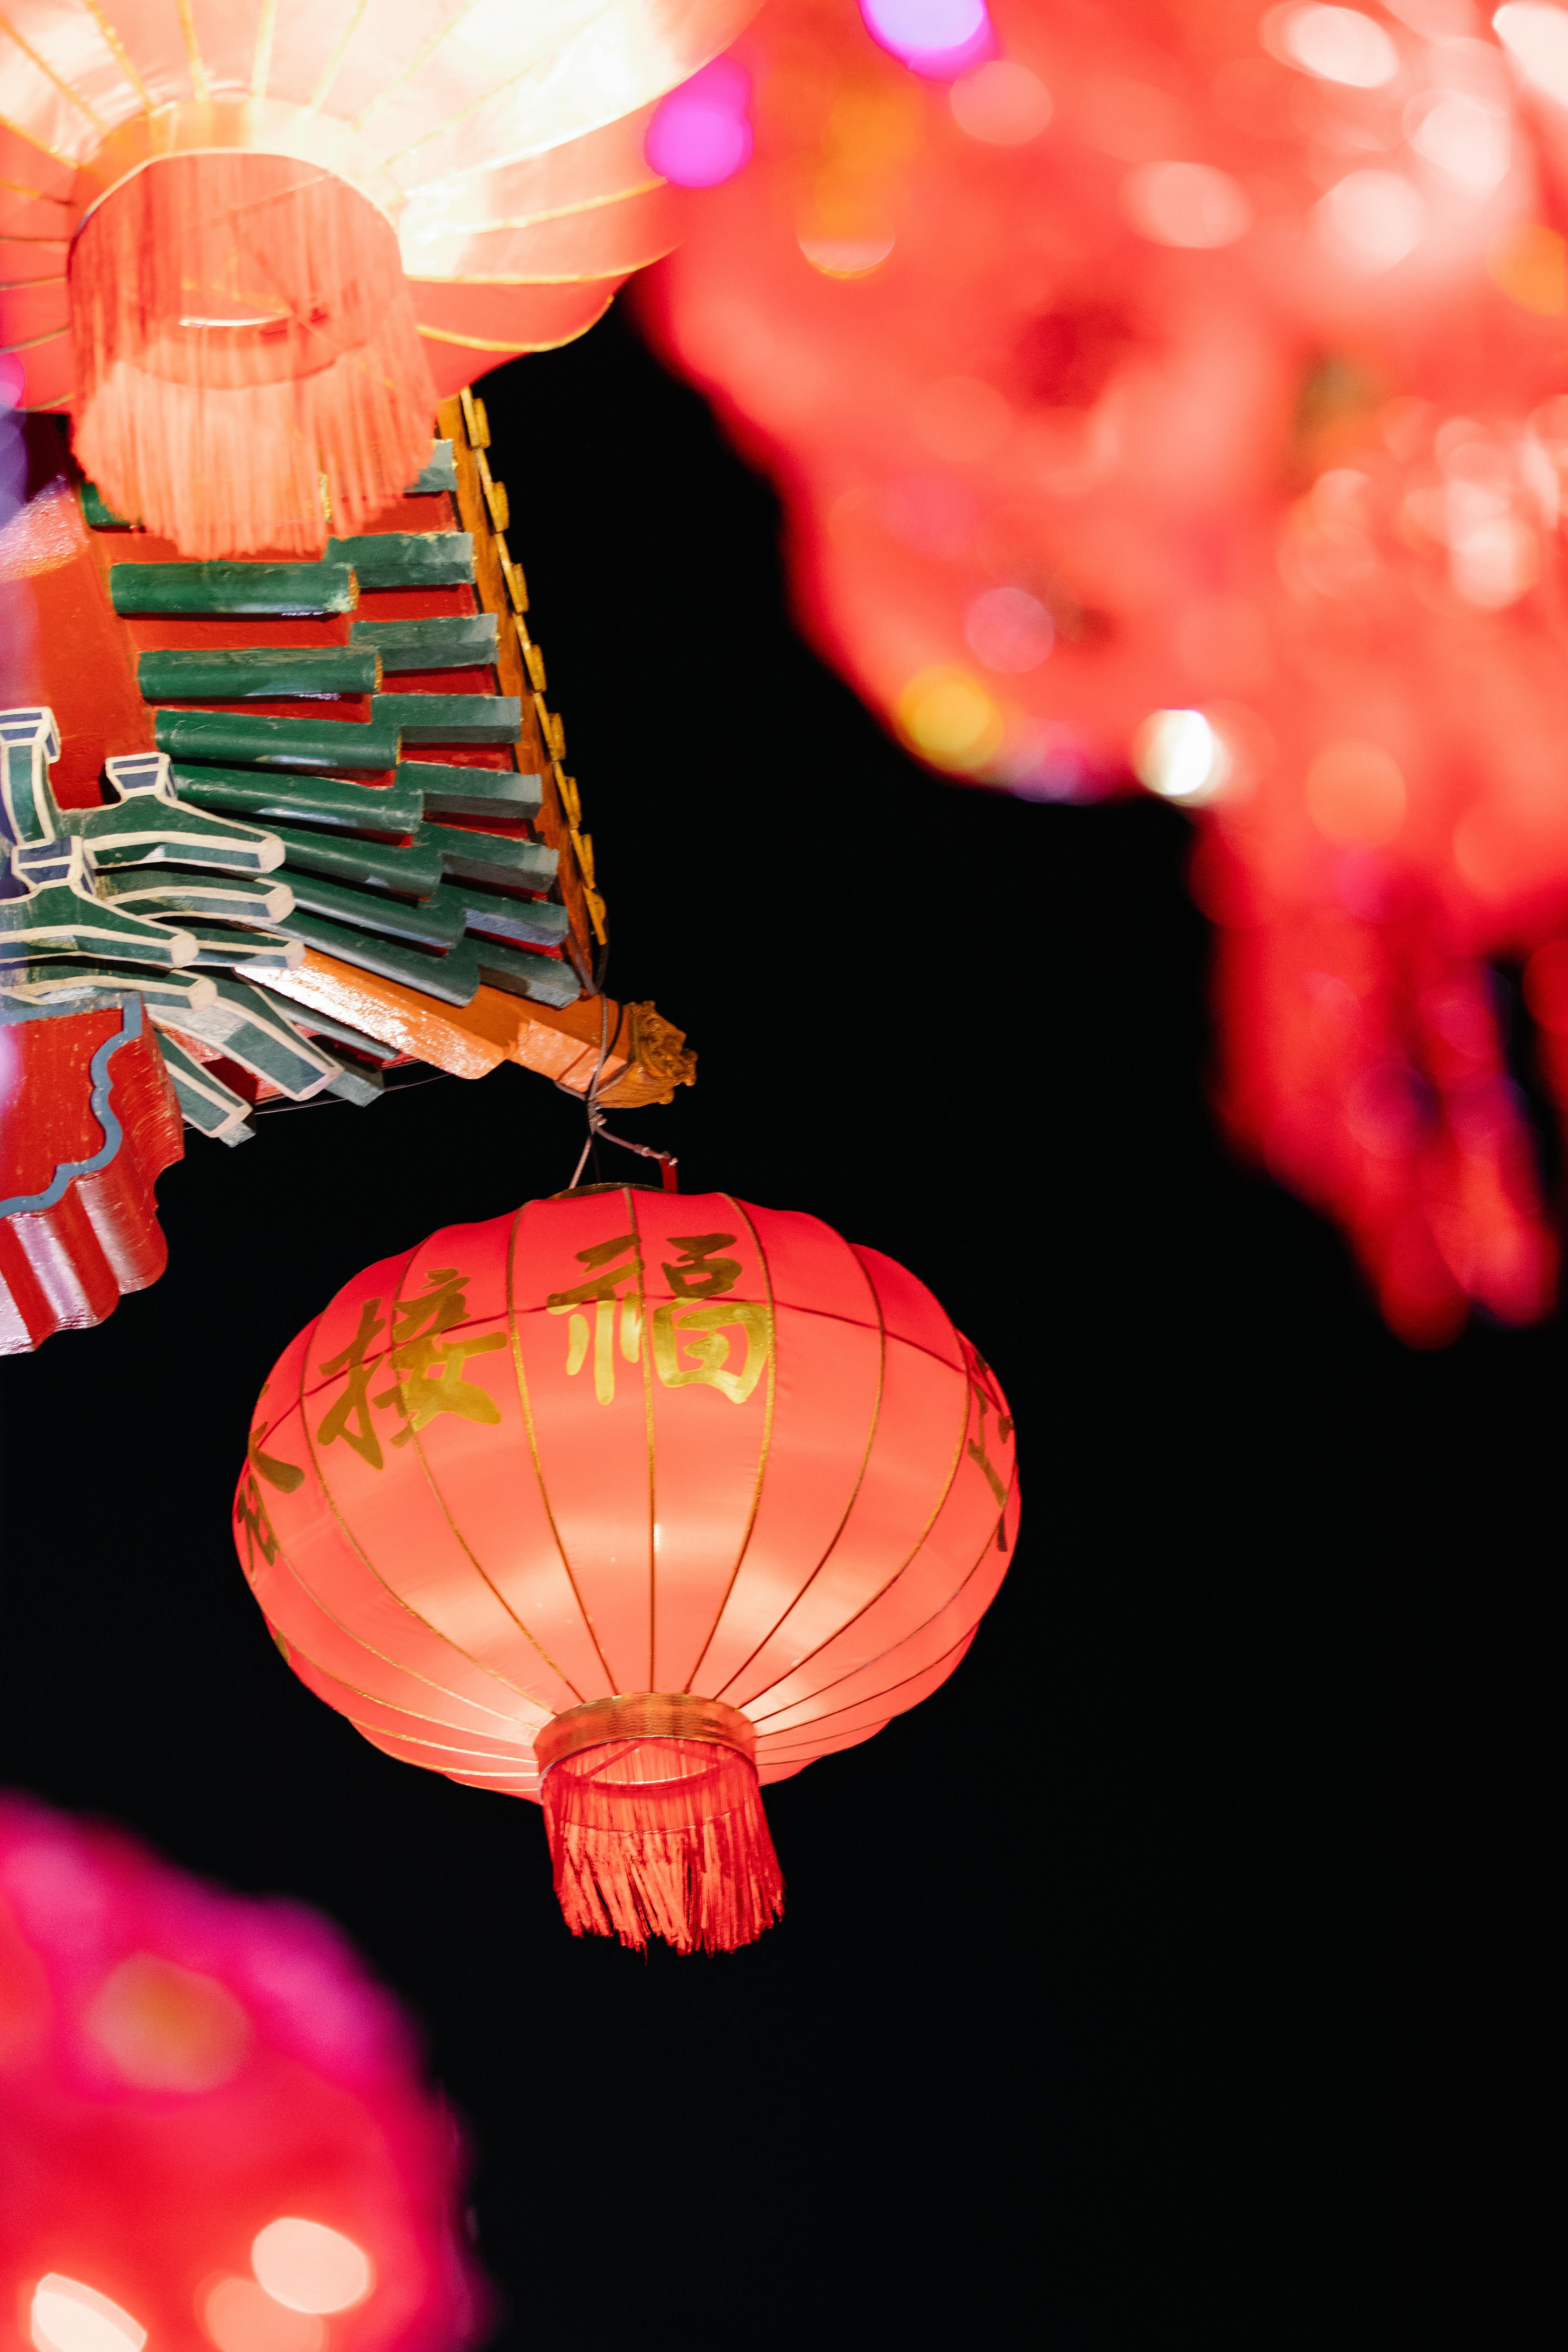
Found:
<box><xmin>642</xmin><ymin>0</ymin><xmax>1568</xmax><ymax>1343</ymax></box>
<box><xmin>0</xmin><ymin>1794</ymin><xmax>486</xmax><ymax>2352</ymax></box>
<box><xmin>234</xmin><ymin>1186</ymin><xmax>1020</xmax><ymax>1954</ymax></box>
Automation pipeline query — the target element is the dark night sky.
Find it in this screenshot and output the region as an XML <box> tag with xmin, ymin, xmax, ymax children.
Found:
<box><xmin>0</xmin><ymin>301</ymin><xmax>1553</xmax><ymax>2347</ymax></box>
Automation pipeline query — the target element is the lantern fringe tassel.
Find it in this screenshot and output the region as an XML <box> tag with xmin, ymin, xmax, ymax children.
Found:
<box><xmin>542</xmin><ymin>1737</ymin><xmax>785</xmax><ymax>1955</ymax></box>
<box><xmin>70</xmin><ymin>154</ymin><xmax>433</xmax><ymax>558</ymax></box>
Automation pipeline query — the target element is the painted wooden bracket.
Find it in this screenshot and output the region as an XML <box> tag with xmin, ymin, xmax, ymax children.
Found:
<box><xmin>323</xmin><ymin>533</ymin><xmax>474</xmax><ymax>589</ymax></box>
<box><xmin>111</xmin><ymin>562</ymin><xmax>358</xmax><ymax>616</ymax></box>
<box><xmin>154</xmin><ymin>708</ymin><xmax>402</xmax><ymax>771</ymax></box>
<box><xmin>351</xmin><ymin>615</ymin><xmax>498</xmax><ymax>671</ymax></box>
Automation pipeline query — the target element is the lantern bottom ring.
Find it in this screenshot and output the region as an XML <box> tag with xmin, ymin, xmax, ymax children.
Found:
<box><xmin>534</xmin><ymin>1692</ymin><xmax>755</xmax><ymax>1777</ymax></box>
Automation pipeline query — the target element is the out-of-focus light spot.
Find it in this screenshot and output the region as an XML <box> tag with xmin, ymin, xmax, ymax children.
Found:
<box><xmin>993</xmin><ymin>714</ymin><xmax>1086</xmax><ymax>797</ymax></box>
<box><xmin>880</xmin><ymin>473</ymin><xmax>980</xmax><ymax>558</ymax></box>
<box><xmin>950</xmin><ymin>61</ymin><xmax>1052</xmax><ymax>142</ymax></box>
<box><xmin>1305</xmin><ymin>739</ymin><xmax>1407</xmax><ymax>843</ymax></box>
<box><xmin>85</xmin><ymin>1953</ymin><xmax>252</xmax><ymax>2091</ymax></box>
<box><xmin>1315</xmin><ymin>170</ymin><xmax>1427</xmax><ymax>270</ymax></box>
<box><xmin>1121</xmin><ymin>161</ymin><xmax>1251</xmax><ymax>248</ymax></box>
<box><xmin>1407</xmin><ymin>90</ymin><xmax>1510</xmax><ymax>185</ymax></box>
<box><xmin>252</xmin><ymin>2220</ymin><xmax>372</xmax><ymax>2316</ymax></box>
<box><xmin>1132</xmin><ymin>709</ymin><xmax>1232</xmax><ymax>803</ymax></box>
<box><xmin>202</xmin><ymin>2277</ymin><xmax>325</xmax><ymax>2352</ymax></box>
<box><xmin>645</xmin><ymin>60</ymin><xmax>753</xmax><ymax>188</ymax></box>
<box><xmin>1488</xmin><ymin>220</ymin><xmax>1566</xmax><ymax>311</ymax></box>
<box><xmin>911</xmin><ymin>374</ymin><xmax>1013</xmax><ymax>461</ymax></box>
<box><xmin>798</xmin><ymin>232</ymin><xmax>895</xmax><ymax>275</ymax></box>
<box><xmin>1386</xmin><ymin>0</ymin><xmax>1478</xmax><ymax>30</ymax></box>
<box><xmin>1346</xmin><ymin>1062</ymin><xmax>1433</xmax><ymax>1157</ymax></box>
<box><xmin>1523</xmin><ymin>938</ymin><xmax>1568</xmax><ymax>1031</ymax></box>
<box><xmin>1268</xmin><ymin>6</ymin><xmax>1401</xmax><ymax>87</ymax></box>
<box><xmin>1495</xmin><ymin>4</ymin><xmax>1568</xmax><ymax>110</ymax></box>
<box><xmin>859</xmin><ymin>0</ymin><xmax>994</xmax><ymax>78</ymax></box>
<box><xmin>1451</xmin><ymin>510</ymin><xmax>1539</xmax><ymax>604</ymax></box>
<box><xmin>964</xmin><ymin>585</ymin><xmax>1054</xmax><ymax>670</ymax></box>
<box><xmin>896</xmin><ymin>665</ymin><xmax>1004</xmax><ymax>768</ymax></box>
<box><xmin>30</xmin><ymin>2280</ymin><xmax>145</xmax><ymax>2352</ymax></box>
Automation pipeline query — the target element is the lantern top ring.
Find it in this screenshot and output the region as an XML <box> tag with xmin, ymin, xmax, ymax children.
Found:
<box><xmin>535</xmin><ymin>1693</ymin><xmax>757</xmax><ymax>1776</ymax></box>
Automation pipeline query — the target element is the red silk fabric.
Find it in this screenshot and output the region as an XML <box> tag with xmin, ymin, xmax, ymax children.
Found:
<box><xmin>235</xmin><ymin>1188</ymin><xmax>1020</xmax><ymax>1800</ymax></box>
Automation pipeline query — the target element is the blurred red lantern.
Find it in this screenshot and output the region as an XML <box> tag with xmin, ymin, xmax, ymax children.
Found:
<box><xmin>0</xmin><ymin>1794</ymin><xmax>486</xmax><ymax>2352</ymax></box>
<box><xmin>642</xmin><ymin>0</ymin><xmax>1568</xmax><ymax>1342</ymax></box>
<box><xmin>235</xmin><ymin>1185</ymin><xmax>1020</xmax><ymax>1953</ymax></box>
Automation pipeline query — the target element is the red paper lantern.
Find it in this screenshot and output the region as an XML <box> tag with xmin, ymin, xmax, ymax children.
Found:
<box><xmin>0</xmin><ymin>1794</ymin><xmax>487</xmax><ymax>2352</ymax></box>
<box><xmin>235</xmin><ymin>1185</ymin><xmax>1020</xmax><ymax>1953</ymax></box>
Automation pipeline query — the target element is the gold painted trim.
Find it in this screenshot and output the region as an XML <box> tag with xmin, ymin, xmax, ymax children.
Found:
<box><xmin>174</xmin><ymin>0</ymin><xmax>208</xmax><ymax>104</ymax></box>
<box><xmin>0</xmin><ymin>324</ymin><xmax>66</xmax><ymax>351</ymax></box>
<box><xmin>505</xmin><ymin>1199</ymin><xmax>619</xmax><ymax>1692</ymax></box>
<box><xmin>625</xmin><ymin>1187</ymin><xmax>658</xmax><ymax>1689</ymax></box>
<box><xmin>536</xmin><ymin>1690</ymin><xmax>756</xmax><ymax>1777</ymax></box>
<box><xmin>679</xmin><ymin>1194</ymin><xmax>781</xmax><ymax>1691</ymax></box>
<box><xmin>714</xmin><ymin>1280</ymin><xmax>973</xmax><ymax>1709</ymax></box>
<box><xmin>0</xmin><ymin>107</ymin><xmax>81</xmax><ymax>171</ymax></box>
<box><xmin>414</xmin><ymin>298</ymin><xmax>616</xmax><ymax>352</ymax></box>
<box><xmin>251</xmin><ymin>0</ymin><xmax>277</xmax><ymax>99</ymax></box>
<box><xmin>405</xmin><ymin>260</ymin><xmax>659</xmax><ymax>287</ymax></box>
<box><xmin>748</xmin><ymin>1494</ymin><xmax>1014</xmax><ymax>1726</ymax></box>
<box><xmin>277</xmin><ymin>1619</ymin><xmax>541</xmax><ymax>1741</ymax></box>
<box><xmin>388</xmin><ymin>1232</ymin><xmax>585</xmax><ymax>1703</ymax></box>
<box><xmin>306</xmin><ymin>0</ymin><xmax>369</xmax><ymax>113</ymax></box>
<box><xmin>0</xmin><ymin>14</ymin><xmax>107</xmax><ymax>132</ymax></box>
<box><xmin>75</xmin><ymin>0</ymin><xmax>154</xmax><ymax>112</ymax></box>
<box><xmin>71</xmin><ymin>103</ymin><xmax>404</xmax><ymax>227</ymax></box>
<box><xmin>0</xmin><ymin>273</ymin><xmax>64</xmax><ymax>287</ymax></box>
<box><xmin>435</xmin><ymin>178</ymin><xmax>666</xmax><ymax>235</ymax></box>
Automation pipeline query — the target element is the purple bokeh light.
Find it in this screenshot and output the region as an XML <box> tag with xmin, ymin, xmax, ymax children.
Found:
<box><xmin>646</xmin><ymin>58</ymin><xmax>755</xmax><ymax>189</ymax></box>
<box><xmin>859</xmin><ymin>0</ymin><xmax>997</xmax><ymax>80</ymax></box>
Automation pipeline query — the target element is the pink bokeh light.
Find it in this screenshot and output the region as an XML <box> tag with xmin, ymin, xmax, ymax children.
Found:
<box><xmin>858</xmin><ymin>0</ymin><xmax>996</xmax><ymax>79</ymax></box>
<box><xmin>645</xmin><ymin>58</ymin><xmax>754</xmax><ymax>189</ymax></box>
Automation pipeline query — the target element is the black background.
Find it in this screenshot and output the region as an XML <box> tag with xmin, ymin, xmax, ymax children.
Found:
<box><xmin>1</xmin><ymin>303</ymin><xmax>1553</xmax><ymax>2348</ymax></box>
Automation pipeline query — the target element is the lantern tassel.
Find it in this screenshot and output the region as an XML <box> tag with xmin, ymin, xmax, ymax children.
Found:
<box><xmin>541</xmin><ymin>1735</ymin><xmax>784</xmax><ymax>1955</ymax></box>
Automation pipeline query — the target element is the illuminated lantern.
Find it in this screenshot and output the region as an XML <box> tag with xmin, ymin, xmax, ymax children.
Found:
<box><xmin>0</xmin><ymin>1793</ymin><xmax>487</xmax><ymax>2351</ymax></box>
<box><xmin>642</xmin><ymin>0</ymin><xmax>1568</xmax><ymax>1340</ymax></box>
<box><xmin>0</xmin><ymin>0</ymin><xmax>760</xmax><ymax>552</ymax></box>
<box><xmin>235</xmin><ymin>1186</ymin><xmax>1020</xmax><ymax>1952</ymax></box>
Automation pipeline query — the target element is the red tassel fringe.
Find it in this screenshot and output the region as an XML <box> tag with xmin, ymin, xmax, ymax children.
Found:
<box><xmin>70</xmin><ymin>153</ymin><xmax>433</xmax><ymax>558</ymax></box>
<box><xmin>542</xmin><ymin>1735</ymin><xmax>785</xmax><ymax>1955</ymax></box>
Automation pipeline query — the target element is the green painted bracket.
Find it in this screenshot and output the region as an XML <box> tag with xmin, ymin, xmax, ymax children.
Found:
<box><xmin>471</xmin><ymin>938</ymin><xmax>581</xmax><ymax>1009</ymax></box>
<box><xmin>138</xmin><ymin>646</ymin><xmax>382</xmax><ymax>701</ymax></box>
<box><xmin>168</xmin><ymin>763</ymin><xmax>423</xmax><ymax>836</ymax></box>
<box><xmin>279</xmin><ymin>866</ymin><xmax>465</xmax><ymax>951</ymax></box>
<box><xmin>267</xmin><ymin>822</ymin><xmax>441</xmax><ymax>899</ymax></box>
<box><xmin>274</xmin><ymin>910</ymin><xmax>482</xmax><ymax>1006</ymax></box>
<box><xmin>419</xmin><ymin>821</ymin><xmax>557</xmax><ymax>888</ymax></box>
<box><xmin>156</xmin><ymin>975</ymin><xmax>346</xmax><ymax>1100</ymax></box>
<box><xmin>374</xmin><ymin>693</ymin><xmax>520</xmax><ymax>746</ymax></box>
<box><xmin>154</xmin><ymin>707</ymin><xmax>401</xmax><ymax>772</ymax></box>
<box><xmin>323</xmin><ymin>534</ymin><xmax>473</xmax><ymax>589</ymax></box>
<box><xmin>406</xmin><ymin>442</ymin><xmax>458</xmax><ymax>496</ymax></box>
<box><xmin>62</xmin><ymin>753</ymin><xmax>285</xmax><ymax>874</ymax></box>
<box><xmin>399</xmin><ymin>761</ymin><xmax>541</xmax><ymax>820</ymax></box>
<box><xmin>442</xmin><ymin>879</ymin><xmax>568</xmax><ymax>947</ymax></box>
<box><xmin>153</xmin><ymin>1029</ymin><xmax>255</xmax><ymax>1144</ymax></box>
<box><xmin>349</xmin><ymin>614</ymin><xmax>497</xmax><ymax>673</ymax></box>
<box><xmin>0</xmin><ymin>962</ymin><xmax>219</xmax><ymax>1013</ymax></box>
<box><xmin>112</xmin><ymin>562</ymin><xmax>358</xmax><ymax>616</ymax></box>
<box><xmin>97</xmin><ymin>868</ymin><xmax>294</xmax><ymax>925</ymax></box>
<box><xmin>1</xmin><ymin>837</ymin><xmax>198</xmax><ymax>967</ymax></box>
<box><xmin>181</xmin><ymin>923</ymin><xmax>305</xmax><ymax>972</ymax></box>
<box><xmin>80</xmin><ymin>482</ymin><xmax>133</xmax><ymax>528</ymax></box>
<box><xmin>0</xmin><ymin>707</ymin><xmax>63</xmax><ymax>848</ymax></box>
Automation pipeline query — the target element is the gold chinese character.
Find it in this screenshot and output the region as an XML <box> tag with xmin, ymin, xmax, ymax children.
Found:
<box><xmin>548</xmin><ymin>1232</ymin><xmax>644</xmax><ymax>1404</ymax></box>
<box><xmin>316</xmin><ymin>1297</ymin><xmax>390</xmax><ymax>1469</ymax></box>
<box><xmin>965</xmin><ymin>1353</ymin><xmax>1015</xmax><ymax>1542</ymax></box>
<box><xmin>650</xmin><ymin>1297</ymin><xmax>771</xmax><ymax>1404</ymax></box>
<box><xmin>374</xmin><ymin>1267</ymin><xmax>506</xmax><ymax>1446</ymax></box>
